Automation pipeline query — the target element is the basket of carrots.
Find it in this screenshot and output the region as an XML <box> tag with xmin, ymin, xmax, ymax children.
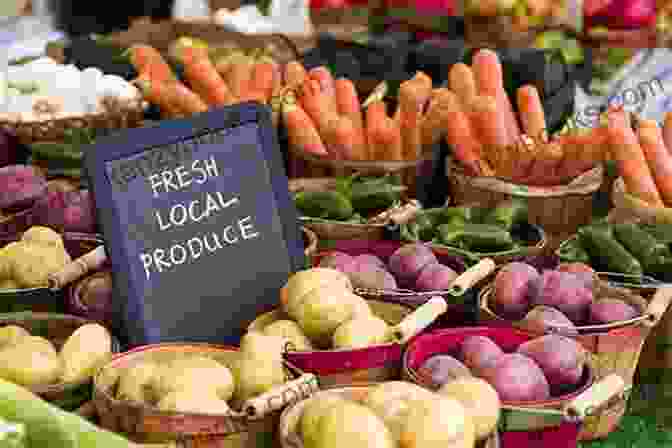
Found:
<box><xmin>280</xmin><ymin>63</ymin><xmax>440</xmax><ymax>195</ymax></box>
<box><xmin>441</xmin><ymin>49</ymin><xmax>606</xmax><ymax>239</ymax></box>
<box><xmin>609</xmin><ymin>111</ymin><xmax>672</xmax><ymax>225</ymax></box>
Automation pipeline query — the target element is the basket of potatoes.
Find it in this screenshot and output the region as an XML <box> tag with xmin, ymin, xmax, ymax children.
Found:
<box><xmin>92</xmin><ymin>340</ymin><xmax>318</xmax><ymax>445</ymax></box>
<box><xmin>0</xmin><ymin>226</ymin><xmax>103</xmax><ymax>313</ymax></box>
<box><xmin>248</xmin><ymin>267</ymin><xmax>453</xmax><ymax>388</ymax></box>
<box><xmin>278</xmin><ymin>382</ymin><xmax>500</xmax><ymax>448</ymax></box>
<box><xmin>0</xmin><ymin>313</ymin><xmax>117</xmax><ymax>410</ymax></box>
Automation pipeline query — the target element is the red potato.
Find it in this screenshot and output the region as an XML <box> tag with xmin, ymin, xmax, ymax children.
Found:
<box><xmin>532</xmin><ymin>270</ymin><xmax>594</xmax><ymax>324</ymax></box>
<box><xmin>557</xmin><ymin>263</ymin><xmax>595</xmax><ymax>289</ymax></box>
<box><xmin>460</xmin><ymin>336</ymin><xmax>504</xmax><ymax>376</ymax></box>
<box><xmin>589</xmin><ymin>299</ymin><xmax>639</xmax><ymax>324</ymax></box>
<box><xmin>32</xmin><ymin>189</ymin><xmax>97</xmax><ymax>233</ymax></box>
<box><xmin>419</xmin><ymin>355</ymin><xmax>472</xmax><ymax>388</ymax></box>
<box><xmin>415</xmin><ymin>263</ymin><xmax>459</xmax><ymax>291</ymax></box>
<box><xmin>388</xmin><ymin>243</ymin><xmax>438</xmax><ymax>287</ymax></box>
<box><xmin>354</xmin><ymin>254</ymin><xmax>386</xmax><ymax>270</ymax></box>
<box><xmin>0</xmin><ymin>165</ymin><xmax>47</xmax><ymax>211</ymax></box>
<box><xmin>480</xmin><ymin>353</ymin><xmax>551</xmax><ymax>402</ymax></box>
<box><xmin>516</xmin><ymin>334</ymin><xmax>586</xmax><ymax>393</ymax></box>
<box><xmin>319</xmin><ymin>252</ymin><xmax>356</xmax><ymax>271</ymax></box>
<box><xmin>519</xmin><ymin>306</ymin><xmax>578</xmax><ymax>336</ymax></box>
<box><xmin>492</xmin><ymin>262</ymin><xmax>540</xmax><ymax>320</ymax></box>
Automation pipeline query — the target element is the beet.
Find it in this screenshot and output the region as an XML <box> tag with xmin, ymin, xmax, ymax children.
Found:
<box><xmin>415</xmin><ymin>263</ymin><xmax>458</xmax><ymax>291</ymax></box>
<box><xmin>492</xmin><ymin>262</ymin><xmax>539</xmax><ymax>320</ymax></box>
<box><xmin>519</xmin><ymin>306</ymin><xmax>578</xmax><ymax>336</ymax></box>
<box><xmin>589</xmin><ymin>299</ymin><xmax>639</xmax><ymax>324</ymax></box>
<box><xmin>532</xmin><ymin>270</ymin><xmax>594</xmax><ymax>324</ymax></box>
<box><xmin>388</xmin><ymin>243</ymin><xmax>438</xmax><ymax>286</ymax></box>
<box><xmin>418</xmin><ymin>354</ymin><xmax>472</xmax><ymax>388</ymax></box>
<box><xmin>460</xmin><ymin>336</ymin><xmax>504</xmax><ymax>376</ymax></box>
<box><xmin>516</xmin><ymin>335</ymin><xmax>586</xmax><ymax>395</ymax></box>
<box><xmin>0</xmin><ymin>165</ymin><xmax>47</xmax><ymax>210</ymax></box>
<box><xmin>480</xmin><ymin>353</ymin><xmax>550</xmax><ymax>402</ymax></box>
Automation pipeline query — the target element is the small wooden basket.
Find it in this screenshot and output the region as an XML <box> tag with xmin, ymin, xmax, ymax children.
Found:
<box><xmin>448</xmin><ymin>159</ymin><xmax>604</xmax><ymax>241</ymax></box>
<box><xmin>93</xmin><ymin>343</ymin><xmax>318</xmax><ymax>446</ymax></box>
<box><xmin>0</xmin><ymin>312</ymin><xmax>120</xmax><ymax>410</ymax></box>
<box><xmin>403</xmin><ymin>326</ymin><xmax>627</xmax><ymax>447</ymax></box>
<box><xmin>278</xmin><ymin>385</ymin><xmax>501</xmax><ymax>448</ymax></box>
<box><xmin>248</xmin><ymin>296</ymin><xmax>450</xmax><ymax>388</ymax></box>
<box><xmin>478</xmin><ymin>280</ymin><xmax>672</xmax><ymax>440</ymax></box>
<box><xmin>611</xmin><ymin>177</ymin><xmax>672</xmax><ymax>225</ymax></box>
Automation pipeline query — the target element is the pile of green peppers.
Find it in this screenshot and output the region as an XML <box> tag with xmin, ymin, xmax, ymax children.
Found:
<box><xmin>400</xmin><ymin>199</ymin><xmax>529</xmax><ymax>253</ymax></box>
<box><xmin>293</xmin><ymin>174</ymin><xmax>406</xmax><ymax>223</ymax></box>
<box><xmin>559</xmin><ymin>221</ymin><xmax>672</xmax><ymax>280</ymax></box>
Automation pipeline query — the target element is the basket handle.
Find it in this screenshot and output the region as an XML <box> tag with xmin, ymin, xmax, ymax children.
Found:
<box><xmin>386</xmin><ymin>200</ymin><xmax>421</xmax><ymax>225</ymax></box>
<box><xmin>449</xmin><ymin>258</ymin><xmax>496</xmax><ymax>297</ymax></box>
<box><xmin>643</xmin><ymin>285</ymin><xmax>672</xmax><ymax>327</ymax></box>
<box><xmin>48</xmin><ymin>245</ymin><xmax>107</xmax><ymax>291</ymax></box>
<box><xmin>392</xmin><ymin>296</ymin><xmax>448</xmax><ymax>343</ymax></box>
<box><xmin>564</xmin><ymin>374</ymin><xmax>626</xmax><ymax>421</ymax></box>
<box><xmin>240</xmin><ymin>373</ymin><xmax>319</xmax><ymax>420</ymax></box>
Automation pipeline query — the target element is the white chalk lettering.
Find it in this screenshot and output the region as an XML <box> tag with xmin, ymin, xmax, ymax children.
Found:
<box><xmin>222</xmin><ymin>226</ymin><xmax>239</xmax><ymax>244</ymax></box>
<box><xmin>170</xmin><ymin>204</ymin><xmax>188</xmax><ymax>227</ymax></box>
<box><xmin>170</xmin><ymin>245</ymin><xmax>188</xmax><ymax>265</ymax></box>
<box><xmin>148</xmin><ymin>157</ymin><xmax>219</xmax><ymax>197</ymax></box>
<box><xmin>239</xmin><ymin>216</ymin><xmax>259</xmax><ymax>240</ymax></box>
<box><xmin>153</xmin><ymin>192</ymin><xmax>238</xmax><ymax>230</ymax></box>
<box><xmin>187</xmin><ymin>237</ymin><xmax>203</xmax><ymax>259</ymax></box>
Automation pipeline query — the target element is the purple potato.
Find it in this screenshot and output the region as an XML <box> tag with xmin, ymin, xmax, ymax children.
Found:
<box><xmin>418</xmin><ymin>355</ymin><xmax>472</xmax><ymax>388</ymax></box>
<box><xmin>354</xmin><ymin>254</ymin><xmax>386</xmax><ymax>269</ymax></box>
<box><xmin>460</xmin><ymin>336</ymin><xmax>504</xmax><ymax>376</ymax></box>
<box><xmin>519</xmin><ymin>306</ymin><xmax>578</xmax><ymax>336</ymax></box>
<box><xmin>492</xmin><ymin>262</ymin><xmax>540</xmax><ymax>320</ymax></box>
<box><xmin>32</xmin><ymin>189</ymin><xmax>97</xmax><ymax>233</ymax></box>
<box><xmin>388</xmin><ymin>243</ymin><xmax>438</xmax><ymax>286</ymax></box>
<box><xmin>415</xmin><ymin>263</ymin><xmax>459</xmax><ymax>291</ymax></box>
<box><xmin>0</xmin><ymin>165</ymin><xmax>47</xmax><ymax>210</ymax></box>
<box><xmin>532</xmin><ymin>270</ymin><xmax>594</xmax><ymax>324</ymax></box>
<box><xmin>480</xmin><ymin>353</ymin><xmax>550</xmax><ymax>402</ymax></box>
<box><xmin>589</xmin><ymin>299</ymin><xmax>639</xmax><ymax>324</ymax></box>
<box><xmin>517</xmin><ymin>334</ymin><xmax>586</xmax><ymax>393</ymax></box>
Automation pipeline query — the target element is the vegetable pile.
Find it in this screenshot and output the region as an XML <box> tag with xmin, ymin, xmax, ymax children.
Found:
<box><xmin>559</xmin><ymin>221</ymin><xmax>672</xmax><ymax>281</ymax></box>
<box><xmin>490</xmin><ymin>261</ymin><xmax>643</xmax><ymax>327</ymax></box>
<box><xmin>319</xmin><ymin>243</ymin><xmax>462</xmax><ymax>291</ymax></box>
<box><xmin>400</xmin><ymin>200</ymin><xmax>533</xmax><ymax>253</ymax></box>
<box><xmin>293</xmin><ymin>174</ymin><xmax>405</xmax><ymax>223</ymax></box>
<box><xmin>418</xmin><ymin>332</ymin><xmax>588</xmax><ymax>401</ymax></box>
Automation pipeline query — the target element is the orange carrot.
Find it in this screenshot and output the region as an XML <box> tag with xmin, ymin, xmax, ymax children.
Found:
<box><xmin>442</xmin><ymin>91</ymin><xmax>491</xmax><ymax>176</ymax></box>
<box><xmin>136</xmin><ymin>77</ymin><xmax>208</xmax><ymax>116</ymax></box>
<box><xmin>366</xmin><ymin>101</ymin><xmax>403</xmax><ymax>160</ymax></box>
<box><xmin>244</xmin><ymin>63</ymin><xmax>276</xmax><ymax>104</ymax></box>
<box><xmin>664</xmin><ymin>112</ymin><xmax>672</xmax><ymax>153</ymax></box>
<box><xmin>607</xmin><ymin>110</ymin><xmax>663</xmax><ymax>206</ymax></box>
<box><xmin>299</xmin><ymin>80</ymin><xmax>341</xmax><ymax>151</ymax></box>
<box><xmin>398</xmin><ymin>72</ymin><xmax>433</xmax><ymax>160</ymax></box>
<box><xmin>421</xmin><ymin>88</ymin><xmax>452</xmax><ymax>146</ymax></box>
<box><xmin>471</xmin><ymin>95</ymin><xmax>509</xmax><ymax>149</ymax></box>
<box><xmin>448</xmin><ymin>63</ymin><xmax>477</xmax><ymax>108</ymax></box>
<box><xmin>517</xmin><ymin>85</ymin><xmax>547</xmax><ymax>142</ymax></box>
<box><xmin>128</xmin><ymin>44</ymin><xmax>176</xmax><ymax>84</ymax></box>
<box><xmin>472</xmin><ymin>49</ymin><xmax>520</xmax><ymax>145</ymax></box>
<box><xmin>638</xmin><ymin>120</ymin><xmax>672</xmax><ymax>205</ymax></box>
<box><xmin>334</xmin><ymin>78</ymin><xmax>366</xmax><ymax>160</ymax></box>
<box><xmin>553</xmin><ymin>128</ymin><xmax>609</xmax><ymax>175</ymax></box>
<box><xmin>284</xmin><ymin>61</ymin><xmax>308</xmax><ymax>86</ymax></box>
<box><xmin>181</xmin><ymin>47</ymin><xmax>233</xmax><ymax>107</ymax></box>
<box><xmin>324</xmin><ymin>117</ymin><xmax>363</xmax><ymax>161</ymax></box>
<box><xmin>282</xmin><ymin>95</ymin><xmax>328</xmax><ymax>157</ymax></box>
<box><xmin>308</xmin><ymin>67</ymin><xmax>338</xmax><ymax>114</ymax></box>
<box><xmin>222</xmin><ymin>59</ymin><xmax>253</xmax><ymax>101</ymax></box>
<box><xmin>134</xmin><ymin>77</ymin><xmax>183</xmax><ymax>118</ymax></box>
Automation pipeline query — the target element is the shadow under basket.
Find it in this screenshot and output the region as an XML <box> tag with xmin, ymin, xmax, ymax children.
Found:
<box><xmin>0</xmin><ymin>232</ymin><xmax>104</xmax><ymax>313</ymax></box>
<box><xmin>278</xmin><ymin>385</ymin><xmax>500</xmax><ymax>448</ymax></box>
<box><xmin>0</xmin><ymin>312</ymin><xmax>120</xmax><ymax>410</ymax></box>
<box><xmin>93</xmin><ymin>343</ymin><xmax>317</xmax><ymax>447</ymax></box>
<box><xmin>478</xmin><ymin>283</ymin><xmax>672</xmax><ymax>440</ymax></box>
<box><xmin>403</xmin><ymin>326</ymin><xmax>627</xmax><ymax>448</ymax></box>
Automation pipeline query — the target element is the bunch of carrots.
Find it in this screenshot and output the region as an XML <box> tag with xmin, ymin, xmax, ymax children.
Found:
<box><xmin>608</xmin><ymin>109</ymin><xmax>672</xmax><ymax>208</ymax></box>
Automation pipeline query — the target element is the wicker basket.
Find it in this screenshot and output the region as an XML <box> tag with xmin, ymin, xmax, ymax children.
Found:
<box><xmin>403</xmin><ymin>326</ymin><xmax>627</xmax><ymax>447</ymax></box>
<box><xmin>278</xmin><ymin>384</ymin><xmax>501</xmax><ymax>448</ymax></box>
<box><xmin>478</xmin><ymin>281</ymin><xmax>672</xmax><ymax>440</ymax></box>
<box><xmin>0</xmin><ymin>203</ymin><xmax>38</xmax><ymax>235</ymax></box>
<box><xmin>0</xmin><ymin>312</ymin><xmax>120</xmax><ymax>410</ymax></box>
<box><xmin>248</xmin><ymin>297</ymin><xmax>449</xmax><ymax>388</ymax></box>
<box><xmin>93</xmin><ymin>343</ymin><xmax>318</xmax><ymax>446</ymax></box>
<box><xmin>301</xmin><ymin>227</ymin><xmax>318</xmax><ymax>258</ymax></box>
<box><xmin>464</xmin><ymin>15</ymin><xmax>542</xmax><ymax>47</ymax></box>
<box><xmin>0</xmin><ymin>232</ymin><xmax>103</xmax><ymax>313</ymax></box>
<box><xmin>0</xmin><ymin>96</ymin><xmax>146</xmax><ymax>145</ymax></box>
<box><xmin>611</xmin><ymin>177</ymin><xmax>672</xmax><ymax>225</ymax></box>
<box><xmin>448</xmin><ymin>159</ymin><xmax>604</xmax><ymax>241</ymax></box>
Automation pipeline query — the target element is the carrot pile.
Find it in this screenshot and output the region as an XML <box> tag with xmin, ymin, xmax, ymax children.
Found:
<box><xmin>128</xmin><ymin>44</ymin><xmax>279</xmax><ymax>118</ymax></box>
<box><xmin>607</xmin><ymin>109</ymin><xmax>672</xmax><ymax>207</ymax></box>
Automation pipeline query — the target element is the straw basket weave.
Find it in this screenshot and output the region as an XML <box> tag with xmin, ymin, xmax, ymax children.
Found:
<box><xmin>0</xmin><ymin>312</ymin><xmax>120</xmax><ymax>410</ymax></box>
<box><xmin>448</xmin><ymin>159</ymin><xmax>604</xmax><ymax>241</ymax></box>
<box><xmin>478</xmin><ymin>282</ymin><xmax>672</xmax><ymax>440</ymax></box>
<box><xmin>278</xmin><ymin>385</ymin><xmax>501</xmax><ymax>448</ymax></box>
<box><xmin>0</xmin><ymin>96</ymin><xmax>146</xmax><ymax>145</ymax></box>
<box><xmin>93</xmin><ymin>343</ymin><xmax>318</xmax><ymax>447</ymax></box>
<box><xmin>464</xmin><ymin>15</ymin><xmax>542</xmax><ymax>47</ymax></box>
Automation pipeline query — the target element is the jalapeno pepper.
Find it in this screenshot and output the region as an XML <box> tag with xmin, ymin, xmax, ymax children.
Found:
<box><xmin>613</xmin><ymin>223</ymin><xmax>671</xmax><ymax>270</ymax></box>
<box><xmin>437</xmin><ymin>223</ymin><xmax>514</xmax><ymax>252</ymax></box>
<box><xmin>482</xmin><ymin>199</ymin><xmax>529</xmax><ymax>231</ymax></box>
<box><xmin>558</xmin><ymin>237</ymin><xmax>592</xmax><ymax>264</ymax></box>
<box><xmin>578</xmin><ymin>225</ymin><xmax>643</xmax><ymax>276</ymax></box>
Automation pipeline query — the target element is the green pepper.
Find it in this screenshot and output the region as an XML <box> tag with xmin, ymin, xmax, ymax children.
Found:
<box><xmin>437</xmin><ymin>224</ymin><xmax>514</xmax><ymax>252</ymax></box>
<box><xmin>400</xmin><ymin>208</ymin><xmax>444</xmax><ymax>242</ymax></box>
<box><xmin>613</xmin><ymin>223</ymin><xmax>671</xmax><ymax>270</ymax></box>
<box><xmin>348</xmin><ymin>176</ymin><xmax>405</xmax><ymax>215</ymax></box>
<box><xmin>578</xmin><ymin>225</ymin><xmax>643</xmax><ymax>276</ymax></box>
<box><xmin>438</xmin><ymin>206</ymin><xmax>478</xmax><ymax>225</ymax></box>
<box><xmin>557</xmin><ymin>238</ymin><xmax>591</xmax><ymax>264</ymax></box>
<box><xmin>482</xmin><ymin>199</ymin><xmax>528</xmax><ymax>231</ymax></box>
<box><xmin>293</xmin><ymin>191</ymin><xmax>354</xmax><ymax>220</ymax></box>
<box><xmin>641</xmin><ymin>223</ymin><xmax>672</xmax><ymax>245</ymax></box>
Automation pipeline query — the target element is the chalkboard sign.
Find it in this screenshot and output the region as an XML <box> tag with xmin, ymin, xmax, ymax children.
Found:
<box><xmin>84</xmin><ymin>103</ymin><xmax>304</xmax><ymax>347</ymax></box>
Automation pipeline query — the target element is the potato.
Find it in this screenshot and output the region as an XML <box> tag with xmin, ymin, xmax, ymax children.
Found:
<box><xmin>0</xmin><ymin>279</ymin><xmax>19</xmax><ymax>291</ymax></box>
<box><xmin>332</xmin><ymin>315</ymin><xmax>391</xmax><ymax>349</ymax></box>
<box><xmin>157</xmin><ymin>389</ymin><xmax>231</xmax><ymax>415</ymax></box>
<box><xmin>459</xmin><ymin>336</ymin><xmax>503</xmax><ymax>376</ymax></box>
<box><xmin>0</xmin><ymin>165</ymin><xmax>46</xmax><ymax>210</ymax></box>
<box><xmin>117</xmin><ymin>361</ymin><xmax>159</xmax><ymax>403</ymax></box>
<box><xmin>8</xmin><ymin>242</ymin><xmax>71</xmax><ymax>289</ymax></box>
<box><xmin>557</xmin><ymin>263</ymin><xmax>595</xmax><ymax>288</ymax></box>
<box><xmin>388</xmin><ymin>243</ymin><xmax>437</xmax><ymax>287</ymax></box>
<box><xmin>262</xmin><ymin>320</ymin><xmax>314</xmax><ymax>351</ymax></box>
<box><xmin>153</xmin><ymin>356</ymin><xmax>234</xmax><ymax>401</ymax></box>
<box><xmin>354</xmin><ymin>254</ymin><xmax>386</xmax><ymax>270</ymax></box>
<box><xmin>479</xmin><ymin>353</ymin><xmax>550</xmax><ymax>402</ymax></box>
<box><xmin>532</xmin><ymin>270</ymin><xmax>594</xmax><ymax>324</ymax></box>
<box><xmin>519</xmin><ymin>306</ymin><xmax>578</xmax><ymax>336</ymax></box>
<box><xmin>319</xmin><ymin>252</ymin><xmax>355</xmax><ymax>272</ymax></box>
<box><xmin>32</xmin><ymin>190</ymin><xmax>97</xmax><ymax>234</ymax></box>
<box><xmin>347</xmin><ymin>266</ymin><xmax>397</xmax><ymax>291</ymax></box>
<box><xmin>589</xmin><ymin>299</ymin><xmax>639</xmax><ymax>325</ymax></box>
<box><xmin>0</xmin><ymin>325</ymin><xmax>30</xmax><ymax>348</ymax></box>
<box><xmin>21</xmin><ymin>226</ymin><xmax>64</xmax><ymax>248</ymax></box>
<box><xmin>399</xmin><ymin>396</ymin><xmax>475</xmax><ymax>448</ymax></box>
<box><xmin>294</xmin><ymin>287</ymin><xmax>359</xmax><ymax>347</ymax></box>
<box><xmin>517</xmin><ymin>335</ymin><xmax>586</xmax><ymax>393</ymax></box>
<box><xmin>239</xmin><ymin>332</ymin><xmax>287</xmax><ymax>361</ymax></box>
<box><xmin>439</xmin><ymin>377</ymin><xmax>501</xmax><ymax>441</ymax></box>
<box><xmin>492</xmin><ymin>263</ymin><xmax>539</xmax><ymax>319</ymax></box>
<box><xmin>415</xmin><ymin>263</ymin><xmax>459</xmax><ymax>292</ymax></box>
<box><xmin>300</xmin><ymin>393</ymin><xmax>348</xmax><ymax>446</ymax></box>
<box><xmin>418</xmin><ymin>355</ymin><xmax>472</xmax><ymax>388</ymax></box>
<box><xmin>59</xmin><ymin>323</ymin><xmax>112</xmax><ymax>384</ymax></box>
<box><xmin>281</xmin><ymin>268</ymin><xmax>352</xmax><ymax>320</ymax></box>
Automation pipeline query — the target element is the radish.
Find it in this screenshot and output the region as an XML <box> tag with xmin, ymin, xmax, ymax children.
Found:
<box><xmin>585</xmin><ymin>0</ymin><xmax>657</xmax><ymax>30</ymax></box>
